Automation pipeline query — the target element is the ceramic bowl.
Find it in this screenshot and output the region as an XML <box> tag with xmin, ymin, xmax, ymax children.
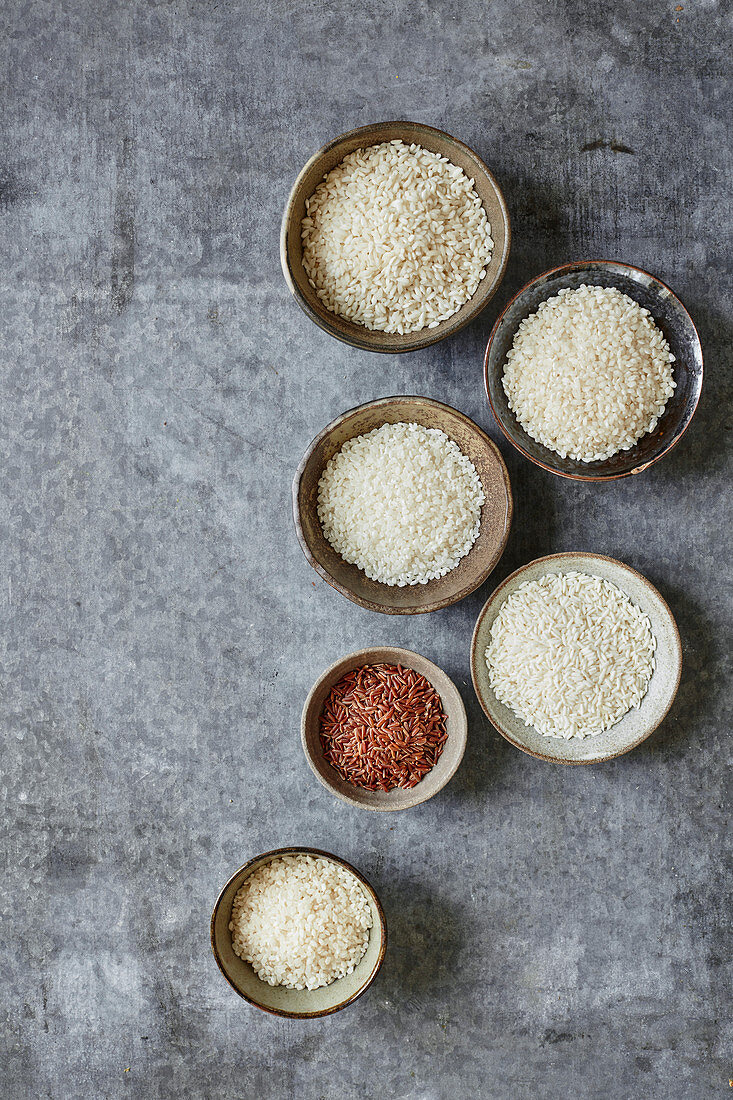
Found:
<box><xmin>293</xmin><ymin>396</ymin><xmax>513</xmax><ymax>615</ymax></box>
<box><xmin>470</xmin><ymin>553</ymin><xmax>682</xmax><ymax>764</ymax></box>
<box><xmin>211</xmin><ymin>847</ymin><xmax>387</xmax><ymax>1018</ymax></box>
<box><xmin>302</xmin><ymin>646</ymin><xmax>468</xmax><ymax>810</ymax></box>
<box><xmin>281</xmin><ymin>120</ymin><xmax>510</xmax><ymax>353</ymax></box>
<box><xmin>484</xmin><ymin>260</ymin><xmax>703</xmax><ymax>480</ymax></box>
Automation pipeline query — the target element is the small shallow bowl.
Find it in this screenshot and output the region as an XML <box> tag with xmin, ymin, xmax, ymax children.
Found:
<box><xmin>281</xmin><ymin>120</ymin><xmax>510</xmax><ymax>353</ymax></box>
<box><xmin>302</xmin><ymin>646</ymin><xmax>468</xmax><ymax>810</ymax></box>
<box><xmin>293</xmin><ymin>396</ymin><xmax>513</xmax><ymax>615</ymax></box>
<box><xmin>470</xmin><ymin>553</ymin><xmax>682</xmax><ymax>764</ymax></box>
<box><xmin>484</xmin><ymin>260</ymin><xmax>703</xmax><ymax>480</ymax></box>
<box><xmin>211</xmin><ymin>847</ymin><xmax>387</xmax><ymax>1018</ymax></box>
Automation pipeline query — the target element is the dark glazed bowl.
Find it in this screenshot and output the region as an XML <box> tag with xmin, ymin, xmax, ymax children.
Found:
<box><xmin>301</xmin><ymin>647</ymin><xmax>468</xmax><ymax>811</ymax></box>
<box><xmin>281</xmin><ymin>120</ymin><xmax>510</xmax><ymax>353</ymax></box>
<box><xmin>211</xmin><ymin>847</ymin><xmax>387</xmax><ymax>1018</ymax></box>
<box><xmin>293</xmin><ymin>396</ymin><xmax>513</xmax><ymax>615</ymax></box>
<box><xmin>484</xmin><ymin>261</ymin><xmax>703</xmax><ymax>480</ymax></box>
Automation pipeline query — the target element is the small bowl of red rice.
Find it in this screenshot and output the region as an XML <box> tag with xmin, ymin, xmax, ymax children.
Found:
<box><xmin>301</xmin><ymin>646</ymin><xmax>468</xmax><ymax>811</ymax></box>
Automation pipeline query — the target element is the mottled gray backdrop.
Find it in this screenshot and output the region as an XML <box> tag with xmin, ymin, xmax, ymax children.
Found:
<box><xmin>2</xmin><ymin>1</ymin><xmax>731</xmax><ymax>1098</ymax></box>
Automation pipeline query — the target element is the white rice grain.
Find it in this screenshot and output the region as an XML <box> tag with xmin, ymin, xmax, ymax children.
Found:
<box><xmin>317</xmin><ymin>421</ymin><xmax>485</xmax><ymax>586</ymax></box>
<box><xmin>229</xmin><ymin>855</ymin><xmax>373</xmax><ymax>991</ymax></box>
<box><xmin>485</xmin><ymin>571</ymin><xmax>657</xmax><ymax>739</ymax></box>
<box><xmin>301</xmin><ymin>140</ymin><xmax>494</xmax><ymax>334</ymax></box>
<box><xmin>502</xmin><ymin>285</ymin><xmax>676</xmax><ymax>462</ymax></box>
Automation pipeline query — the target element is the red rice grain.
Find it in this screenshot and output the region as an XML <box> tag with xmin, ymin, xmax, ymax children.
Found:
<box><xmin>319</xmin><ymin>664</ymin><xmax>448</xmax><ymax>791</ymax></box>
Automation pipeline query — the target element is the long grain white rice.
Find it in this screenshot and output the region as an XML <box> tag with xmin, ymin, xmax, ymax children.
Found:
<box><xmin>301</xmin><ymin>140</ymin><xmax>494</xmax><ymax>334</ymax></box>
<box><xmin>229</xmin><ymin>854</ymin><xmax>373</xmax><ymax>991</ymax></box>
<box><xmin>317</xmin><ymin>421</ymin><xmax>485</xmax><ymax>586</ymax></box>
<box><xmin>485</xmin><ymin>571</ymin><xmax>657</xmax><ymax>739</ymax></box>
<box><xmin>502</xmin><ymin>284</ymin><xmax>676</xmax><ymax>462</ymax></box>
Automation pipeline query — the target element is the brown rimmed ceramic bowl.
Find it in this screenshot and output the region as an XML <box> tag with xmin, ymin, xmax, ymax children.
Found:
<box><xmin>293</xmin><ymin>396</ymin><xmax>513</xmax><ymax>615</ymax></box>
<box><xmin>281</xmin><ymin>120</ymin><xmax>510</xmax><ymax>353</ymax></box>
<box><xmin>484</xmin><ymin>260</ymin><xmax>703</xmax><ymax>480</ymax></box>
<box><xmin>301</xmin><ymin>647</ymin><xmax>468</xmax><ymax>810</ymax></box>
<box><xmin>211</xmin><ymin>847</ymin><xmax>387</xmax><ymax>1018</ymax></box>
<box><xmin>470</xmin><ymin>553</ymin><xmax>682</xmax><ymax>764</ymax></box>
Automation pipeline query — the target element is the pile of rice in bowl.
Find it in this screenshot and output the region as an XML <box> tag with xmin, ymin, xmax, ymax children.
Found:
<box><xmin>317</xmin><ymin>421</ymin><xmax>485</xmax><ymax>586</ymax></box>
<box><xmin>301</xmin><ymin>140</ymin><xmax>494</xmax><ymax>334</ymax></box>
<box><xmin>485</xmin><ymin>571</ymin><xmax>657</xmax><ymax>739</ymax></box>
<box><xmin>502</xmin><ymin>284</ymin><xmax>676</xmax><ymax>462</ymax></box>
<box><xmin>229</xmin><ymin>854</ymin><xmax>373</xmax><ymax>991</ymax></box>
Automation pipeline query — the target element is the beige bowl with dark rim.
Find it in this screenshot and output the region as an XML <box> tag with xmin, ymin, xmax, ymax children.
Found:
<box><xmin>301</xmin><ymin>647</ymin><xmax>468</xmax><ymax>810</ymax></box>
<box><xmin>470</xmin><ymin>553</ymin><xmax>682</xmax><ymax>764</ymax></box>
<box><xmin>293</xmin><ymin>396</ymin><xmax>513</xmax><ymax>615</ymax></box>
<box><xmin>211</xmin><ymin>847</ymin><xmax>387</xmax><ymax>1018</ymax></box>
<box><xmin>281</xmin><ymin>120</ymin><xmax>510</xmax><ymax>353</ymax></box>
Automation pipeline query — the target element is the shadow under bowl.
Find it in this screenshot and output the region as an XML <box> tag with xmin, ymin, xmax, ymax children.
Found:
<box><xmin>293</xmin><ymin>396</ymin><xmax>513</xmax><ymax>615</ymax></box>
<box><xmin>301</xmin><ymin>647</ymin><xmax>468</xmax><ymax>810</ymax></box>
<box><xmin>470</xmin><ymin>553</ymin><xmax>682</xmax><ymax>764</ymax></box>
<box><xmin>211</xmin><ymin>847</ymin><xmax>387</xmax><ymax>1017</ymax></box>
<box><xmin>484</xmin><ymin>260</ymin><xmax>703</xmax><ymax>480</ymax></box>
<box><xmin>281</xmin><ymin>120</ymin><xmax>510</xmax><ymax>353</ymax></box>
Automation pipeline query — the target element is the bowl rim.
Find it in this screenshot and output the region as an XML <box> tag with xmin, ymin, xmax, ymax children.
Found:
<box><xmin>280</xmin><ymin>119</ymin><xmax>511</xmax><ymax>353</ymax></box>
<box><xmin>469</xmin><ymin>551</ymin><xmax>683</xmax><ymax>764</ymax></box>
<box><xmin>300</xmin><ymin>645</ymin><xmax>469</xmax><ymax>810</ymax></box>
<box><xmin>292</xmin><ymin>394</ymin><xmax>514</xmax><ymax>615</ymax></box>
<box><xmin>210</xmin><ymin>846</ymin><xmax>388</xmax><ymax>1018</ymax></box>
<box><xmin>483</xmin><ymin>259</ymin><xmax>704</xmax><ymax>481</ymax></box>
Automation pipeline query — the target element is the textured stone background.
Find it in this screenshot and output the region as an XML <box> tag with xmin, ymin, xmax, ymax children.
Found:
<box><xmin>2</xmin><ymin>2</ymin><xmax>731</xmax><ymax>1098</ymax></box>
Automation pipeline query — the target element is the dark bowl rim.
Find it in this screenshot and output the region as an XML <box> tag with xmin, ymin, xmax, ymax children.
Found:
<box><xmin>483</xmin><ymin>259</ymin><xmax>704</xmax><ymax>481</ymax></box>
<box><xmin>300</xmin><ymin>645</ymin><xmax>469</xmax><ymax>811</ymax></box>
<box><xmin>210</xmin><ymin>846</ymin><xmax>388</xmax><ymax>1019</ymax></box>
<box><xmin>469</xmin><ymin>551</ymin><xmax>683</xmax><ymax>764</ymax></box>
<box><xmin>292</xmin><ymin>395</ymin><xmax>514</xmax><ymax>615</ymax></box>
<box><xmin>280</xmin><ymin>119</ymin><xmax>511</xmax><ymax>353</ymax></box>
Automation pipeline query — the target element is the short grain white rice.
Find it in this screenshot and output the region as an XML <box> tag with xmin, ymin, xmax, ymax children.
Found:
<box><xmin>301</xmin><ymin>140</ymin><xmax>494</xmax><ymax>334</ymax></box>
<box><xmin>485</xmin><ymin>571</ymin><xmax>657</xmax><ymax>739</ymax></box>
<box><xmin>502</xmin><ymin>284</ymin><xmax>676</xmax><ymax>462</ymax></box>
<box><xmin>317</xmin><ymin>421</ymin><xmax>485</xmax><ymax>586</ymax></box>
<box><xmin>229</xmin><ymin>854</ymin><xmax>373</xmax><ymax>991</ymax></box>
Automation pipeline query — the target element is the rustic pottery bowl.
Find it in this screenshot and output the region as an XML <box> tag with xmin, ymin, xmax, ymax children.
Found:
<box><xmin>484</xmin><ymin>260</ymin><xmax>703</xmax><ymax>480</ymax></box>
<box><xmin>293</xmin><ymin>396</ymin><xmax>513</xmax><ymax>614</ymax></box>
<box><xmin>470</xmin><ymin>553</ymin><xmax>682</xmax><ymax>764</ymax></box>
<box><xmin>281</xmin><ymin>120</ymin><xmax>510</xmax><ymax>352</ymax></box>
<box><xmin>211</xmin><ymin>847</ymin><xmax>387</xmax><ymax>1018</ymax></box>
<box><xmin>302</xmin><ymin>646</ymin><xmax>468</xmax><ymax>811</ymax></box>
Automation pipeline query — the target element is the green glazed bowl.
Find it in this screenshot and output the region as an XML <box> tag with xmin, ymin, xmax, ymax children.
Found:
<box><xmin>211</xmin><ymin>847</ymin><xmax>387</xmax><ymax>1017</ymax></box>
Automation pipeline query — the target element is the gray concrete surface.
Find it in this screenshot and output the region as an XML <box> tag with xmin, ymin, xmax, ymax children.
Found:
<box><xmin>2</xmin><ymin>2</ymin><xmax>731</xmax><ymax>1097</ymax></box>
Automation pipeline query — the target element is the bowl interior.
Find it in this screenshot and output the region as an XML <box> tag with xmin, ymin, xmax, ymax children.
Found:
<box><xmin>281</xmin><ymin>120</ymin><xmax>510</xmax><ymax>352</ymax></box>
<box><xmin>293</xmin><ymin>396</ymin><xmax>513</xmax><ymax>614</ymax></box>
<box><xmin>485</xmin><ymin>261</ymin><xmax>703</xmax><ymax>479</ymax></box>
<box><xmin>211</xmin><ymin>849</ymin><xmax>386</xmax><ymax>1017</ymax></box>
<box><xmin>470</xmin><ymin>553</ymin><xmax>682</xmax><ymax>763</ymax></box>
<box><xmin>301</xmin><ymin>647</ymin><xmax>468</xmax><ymax>810</ymax></box>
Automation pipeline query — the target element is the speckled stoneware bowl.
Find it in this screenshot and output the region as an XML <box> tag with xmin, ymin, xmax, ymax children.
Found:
<box><xmin>281</xmin><ymin>120</ymin><xmax>510</xmax><ymax>353</ymax></box>
<box><xmin>484</xmin><ymin>260</ymin><xmax>703</xmax><ymax>480</ymax></box>
<box><xmin>293</xmin><ymin>396</ymin><xmax>513</xmax><ymax>615</ymax></box>
<box><xmin>470</xmin><ymin>553</ymin><xmax>682</xmax><ymax>764</ymax></box>
<box><xmin>211</xmin><ymin>847</ymin><xmax>387</xmax><ymax>1018</ymax></box>
<box><xmin>301</xmin><ymin>646</ymin><xmax>468</xmax><ymax>810</ymax></box>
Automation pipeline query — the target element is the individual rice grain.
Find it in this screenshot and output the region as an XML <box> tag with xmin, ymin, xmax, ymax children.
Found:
<box><xmin>502</xmin><ymin>284</ymin><xmax>676</xmax><ymax>461</ymax></box>
<box><xmin>229</xmin><ymin>854</ymin><xmax>373</xmax><ymax>991</ymax></box>
<box><xmin>485</xmin><ymin>571</ymin><xmax>657</xmax><ymax>739</ymax></box>
<box><xmin>317</xmin><ymin>421</ymin><xmax>485</xmax><ymax>586</ymax></box>
<box><xmin>301</xmin><ymin>140</ymin><xmax>494</xmax><ymax>334</ymax></box>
